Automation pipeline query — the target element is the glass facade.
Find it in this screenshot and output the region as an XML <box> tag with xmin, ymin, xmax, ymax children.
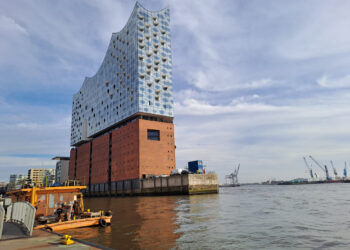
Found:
<box><xmin>71</xmin><ymin>3</ymin><xmax>173</xmax><ymax>145</ymax></box>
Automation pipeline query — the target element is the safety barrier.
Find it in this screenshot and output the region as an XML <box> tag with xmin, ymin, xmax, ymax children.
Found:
<box><xmin>6</xmin><ymin>202</ymin><xmax>36</xmax><ymax>236</ymax></box>
<box><xmin>0</xmin><ymin>205</ymin><xmax>4</xmax><ymax>239</ymax></box>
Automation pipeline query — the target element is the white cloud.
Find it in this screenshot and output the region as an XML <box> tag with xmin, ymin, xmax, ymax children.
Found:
<box><xmin>276</xmin><ymin>1</ymin><xmax>350</xmax><ymax>60</ymax></box>
<box><xmin>0</xmin><ymin>15</ymin><xmax>28</xmax><ymax>36</ymax></box>
<box><xmin>175</xmin><ymin>97</ymin><xmax>286</xmax><ymax>116</ymax></box>
<box><xmin>168</xmin><ymin>0</ymin><xmax>245</xmax><ymax>91</ymax></box>
<box><xmin>231</xmin><ymin>94</ymin><xmax>260</xmax><ymax>105</ymax></box>
<box><xmin>317</xmin><ymin>75</ymin><xmax>350</xmax><ymax>88</ymax></box>
<box><xmin>187</xmin><ymin>70</ymin><xmax>277</xmax><ymax>91</ymax></box>
<box><xmin>240</xmin><ymin>79</ymin><xmax>275</xmax><ymax>89</ymax></box>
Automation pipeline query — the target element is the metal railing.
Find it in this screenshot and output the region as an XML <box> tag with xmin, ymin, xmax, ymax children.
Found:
<box><xmin>0</xmin><ymin>205</ymin><xmax>4</xmax><ymax>239</ymax></box>
<box><xmin>6</xmin><ymin>202</ymin><xmax>36</xmax><ymax>236</ymax></box>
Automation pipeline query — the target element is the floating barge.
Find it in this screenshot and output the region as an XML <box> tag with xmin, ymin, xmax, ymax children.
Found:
<box><xmin>6</xmin><ymin>186</ymin><xmax>112</xmax><ymax>231</ymax></box>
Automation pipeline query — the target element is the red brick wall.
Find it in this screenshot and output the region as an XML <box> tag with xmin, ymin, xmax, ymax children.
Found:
<box><xmin>69</xmin><ymin>148</ymin><xmax>76</xmax><ymax>180</ymax></box>
<box><xmin>76</xmin><ymin>142</ymin><xmax>91</xmax><ymax>186</ymax></box>
<box><xmin>111</xmin><ymin>120</ymin><xmax>139</xmax><ymax>181</ymax></box>
<box><xmin>91</xmin><ymin>133</ymin><xmax>110</xmax><ymax>184</ymax></box>
<box><xmin>139</xmin><ymin>120</ymin><xmax>175</xmax><ymax>177</ymax></box>
<box><xmin>73</xmin><ymin>119</ymin><xmax>175</xmax><ymax>184</ymax></box>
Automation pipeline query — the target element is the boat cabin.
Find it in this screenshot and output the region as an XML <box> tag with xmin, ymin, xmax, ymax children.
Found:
<box><xmin>7</xmin><ymin>186</ymin><xmax>86</xmax><ymax>218</ymax></box>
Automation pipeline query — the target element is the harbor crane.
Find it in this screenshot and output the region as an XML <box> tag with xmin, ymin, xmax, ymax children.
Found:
<box><xmin>303</xmin><ymin>157</ymin><xmax>314</xmax><ymax>179</ymax></box>
<box><xmin>330</xmin><ymin>160</ymin><xmax>338</xmax><ymax>178</ymax></box>
<box><xmin>344</xmin><ymin>162</ymin><xmax>348</xmax><ymax>178</ymax></box>
<box><xmin>225</xmin><ymin>164</ymin><xmax>240</xmax><ymax>186</ymax></box>
<box><xmin>309</xmin><ymin>155</ymin><xmax>331</xmax><ymax>180</ymax></box>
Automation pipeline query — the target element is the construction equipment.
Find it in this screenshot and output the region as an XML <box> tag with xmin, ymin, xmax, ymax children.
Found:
<box><xmin>309</xmin><ymin>156</ymin><xmax>331</xmax><ymax>180</ymax></box>
<box><xmin>303</xmin><ymin>157</ymin><xmax>314</xmax><ymax>179</ymax></box>
<box><xmin>330</xmin><ymin>160</ymin><xmax>338</xmax><ymax>178</ymax></box>
<box><xmin>224</xmin><ymin>164</ymin><xmax>240</xmax><ymax>187</ymax></box>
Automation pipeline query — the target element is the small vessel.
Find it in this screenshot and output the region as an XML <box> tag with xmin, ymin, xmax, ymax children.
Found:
<box><xmin>7</xmin><ymin>185</ymin><xmax>112</xmax><ymax>231</ymax></box>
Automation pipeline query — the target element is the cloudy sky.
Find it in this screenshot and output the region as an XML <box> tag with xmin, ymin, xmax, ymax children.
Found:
<box><xmin>1</xmin><ymin>0</ymin><xmax>350</xmax><ymax>183</ymax></box>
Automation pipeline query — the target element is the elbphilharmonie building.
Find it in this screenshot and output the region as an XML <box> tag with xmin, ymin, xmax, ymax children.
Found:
<box><xmin>69</xmin><ymin>3</ymin><xmax>176</xmax><ymax>193</ymax></box>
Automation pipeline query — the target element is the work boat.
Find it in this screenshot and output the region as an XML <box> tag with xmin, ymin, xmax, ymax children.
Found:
<box><xmin>7</xmin><ymin>185</ymin><xmax>112</xmax><ymax>231</ymax></box>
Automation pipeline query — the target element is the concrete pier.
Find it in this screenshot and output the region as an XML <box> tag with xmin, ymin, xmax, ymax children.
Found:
<box><xmin>85</xmin><ymin>174</ymin><xmax>219</xmax><ymax>197</ymax></box>
<box><xmin>0</xmin><ymin>229</ymin><xmax>103</xmax><ymax>249</ymax></box>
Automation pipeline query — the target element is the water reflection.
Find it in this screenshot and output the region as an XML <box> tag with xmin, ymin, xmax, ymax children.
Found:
<box><xmin>61</xmin><ymin>185</ymin><xmax>350</xmax><ymax>249</ymax></box>
<box><xmin>62</xmin><ymin>196</ymin><xmax>183</xmax><ymax>249</ymax></box>
<box><xmin>174</xmin><ymin>194</ymin><xmax>220</xmax><ymax>248</ymax></box>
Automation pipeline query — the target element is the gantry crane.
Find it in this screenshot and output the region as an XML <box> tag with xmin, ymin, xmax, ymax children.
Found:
<box><xmin>303</xmin><ymin>157</ymin><xmax>314</xmax><ymax>179</ymax></box>
<box><xmin>330</xmin><ymin>160</ymin><xmax>338</xmax><ymax>178</ymax></box>
<box><xmin>309</xmin><ymin>155</ymin><xmax>331</xmax><ymax>180</ymax></box>
<box><xmin>225</xmin><ymin>164</ymin><xmax>240</xmax><ymax>186</ymax></box>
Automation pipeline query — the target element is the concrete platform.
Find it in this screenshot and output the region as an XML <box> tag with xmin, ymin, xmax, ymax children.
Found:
<box><xmin>85</xmin><ymin>174</ymin><xmax>219</xmax><ymax>197</ymax></box>
<box><xmin>0</xmin><ymin>230</ymin><xmax>103</xmax><ymax>250</ymax></box>
<box><xmin>1</xmin><ymin>222</ymin><xmax>27</xmax><ymax>240</ymax></box>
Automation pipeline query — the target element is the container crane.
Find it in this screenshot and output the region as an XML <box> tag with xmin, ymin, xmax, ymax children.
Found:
<box><xmin>344</xmin><ymin>162</ymin><xmax>348</xmax><ymax>178</ymax></box>
<box><xmin>309</xmin><ymin>155</ymin><xmax>331</xmax><ymax>180</ymax></box>
<box><xmin>330</xmin><ymin>160</ymin><xmax>338</xmax><ymax>178</ymax></box>
<box><xmin>233</xmin><ymin>164</ymin><xmax>240</xmax><ymax>185</ymax></box>
<box><xmin>303</xmin><ymin>157</ymin><xmax>314</xmax><ymax>179</ymax></box>
<box><xmin>225</xmin><ymin>164</ymin><xmax>240</xmax><ymax>186</ymax></box>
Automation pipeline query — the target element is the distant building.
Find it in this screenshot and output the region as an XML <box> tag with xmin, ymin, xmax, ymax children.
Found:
<box><xmin>8</xmin><ymin>174</ymin><xmax>27</xmax><ymax>190</ymax></box>
<box><xmin>28</xmin><ymin>168</ymin><xmax>56</xmax><ymax>187</ymax></box>
<box><xmin>9</xmin><ymin>174</ymin><xmax>27</xmax><ymax>185</ymax></box>
<box><xmin>43</xmin><ymin>169</ymin><xmax>56</xmax><ymax>186</ymax></box>
<box><xmin>0</xmin><ymin>182</ymin><xmax>7</xmax><ymax>194</ymax></box>
<box><xmin>52</xmin><ymin>156</ymin><xmax>70</xmax><ymax>183</ymax></box>
<box><xmin>69</xmin><ymin>3</ymin><xmax>176</xmax><ymax>192</ymax></box>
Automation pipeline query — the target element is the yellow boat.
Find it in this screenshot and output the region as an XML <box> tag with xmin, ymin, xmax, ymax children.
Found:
<box><xmin>7</xmin><ymin>185</ymin><xmax>112</xmax><ymax>231</ymax></box>
<box><xmin>34</xmin><ymin>215</ymin><xmax>112</xmax><ymax>231</ymax></box>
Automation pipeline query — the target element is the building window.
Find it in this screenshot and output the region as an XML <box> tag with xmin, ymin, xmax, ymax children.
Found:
<box><xmin>147</xmin><ymin>129</ymin><xmax>160</xmax><ymax>141</ymax></box>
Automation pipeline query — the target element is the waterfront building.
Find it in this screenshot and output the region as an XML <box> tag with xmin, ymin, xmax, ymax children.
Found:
<box><xmin>52</xmin><ymin>156</ymin><xmax>70</xmax><ymax>183</ymax></box>
<box><xmin>69</xmin><ymin>3</ymin><xmax>175</xmax><ymax>193</ymax></box>
<box><xmin>28</xmin><ymin>168</ymin><xmax>56</xmax><ymax>187</ymax></box>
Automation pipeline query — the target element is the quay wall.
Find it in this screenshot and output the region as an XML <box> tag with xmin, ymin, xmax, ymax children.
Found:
<box><xmin>188</xmin><ymin>174</ymin><xmax>219</xmax><ymax>194</ymax></box>
<box><xmin>84</xmin><ymin>174</ymin><xmax>218</xmax><ymax>196</ymax></box>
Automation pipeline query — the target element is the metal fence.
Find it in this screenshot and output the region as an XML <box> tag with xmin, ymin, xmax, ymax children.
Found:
<box><xmin>6</xmin><ymin>202</ymin><xmax>36</xmax><ymax>236</ymax></box>
<box><xmin>0</xmin><ymin>205</ymin><xmax>4</xmax><ymax>239</ymax></box>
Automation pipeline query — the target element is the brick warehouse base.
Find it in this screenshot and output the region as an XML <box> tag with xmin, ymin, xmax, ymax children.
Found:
<box><xmin>69</xmin><ymin>118</ymin><xmax>176</xmax><ymax>193</ymax></box>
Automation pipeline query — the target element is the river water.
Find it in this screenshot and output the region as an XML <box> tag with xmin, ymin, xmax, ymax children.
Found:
<box><xmin>62</xmin><ymin>184</ymin><xmax>350</xmax><ymax>249</ymax></box>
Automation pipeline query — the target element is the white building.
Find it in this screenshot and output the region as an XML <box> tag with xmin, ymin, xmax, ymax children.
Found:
<box><xmin>70</xmin><ymin>2</ymin><xmax>173</xmax><ymax>146</ymax></box>
<box><xmin>52</xmin><ymin>156</ymin><xmax>70</xmax><ymax>184</ymax></box>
